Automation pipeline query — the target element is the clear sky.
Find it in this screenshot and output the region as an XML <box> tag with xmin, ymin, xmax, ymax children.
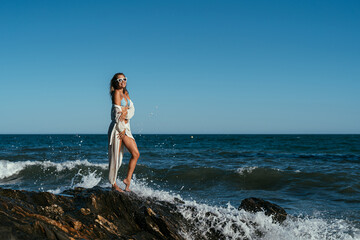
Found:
<box><xmin>0</xmin><ymin>0</ymin><xmax>359</xmax><ymax>134</ymax></box>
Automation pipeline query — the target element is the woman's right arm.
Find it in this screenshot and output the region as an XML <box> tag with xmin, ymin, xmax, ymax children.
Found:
<box><xmin>113</xmin><ymin>91</ymin><xmax>122</xmax><ymax>122</ymax></box>
<box><xmin>113</xmin><ymin>91</ymin><xmax>121</xmax><ymax>106</ymax></box>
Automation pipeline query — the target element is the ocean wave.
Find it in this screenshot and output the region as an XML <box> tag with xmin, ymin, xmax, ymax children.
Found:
<box><xmin>236</xmin><ymin>166</ymin><xmax>302</xmax><ymax>175</ymax></box>
<box><xmin>0</xmin><ymin>159</ymin><xmax>107</xmax><ymax>179</ymax></box>
<box><xmin>1</xmin><ymin>161</ymin><xmax>352</xmax><ymax>194</ymax></box>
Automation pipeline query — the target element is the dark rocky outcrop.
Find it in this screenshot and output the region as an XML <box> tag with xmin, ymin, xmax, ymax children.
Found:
<box><xmin>0</xmin><ymin>187</ymin><xmax>187</xmax><ymax>240</ymax></box>
<box><xmin>239</xmin><ymin>197</ymin><xmax>287</xmax><ymax>223</ymax></box>
<box><xmin>0</xmin><ymin>187</ymin><xmax>287</xmax><ymax>240</ymax></box>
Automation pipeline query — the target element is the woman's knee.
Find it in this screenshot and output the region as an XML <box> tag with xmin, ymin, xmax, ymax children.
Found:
<box><xmin>132</xmin><ymin>150</ymin><xmax>140</xmax><ymax>159</ymax></box>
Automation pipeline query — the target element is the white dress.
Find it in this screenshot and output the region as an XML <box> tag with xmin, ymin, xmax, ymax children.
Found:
<box><xmin>108</xmin><ymin>99</ymin><xmax>135</xmax><ymax>185</ymax></box>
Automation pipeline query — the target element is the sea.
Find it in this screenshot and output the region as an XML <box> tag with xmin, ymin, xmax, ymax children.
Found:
<box><xmin>0</xmin><ymin>134</ymin><xmax>359</xmax><ymax>239</ymax></box>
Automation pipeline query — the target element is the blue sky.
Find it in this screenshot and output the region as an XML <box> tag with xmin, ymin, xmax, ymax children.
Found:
<box><xmin>0</xmin><ymin>0</ymin><xmax>359</xmax><ymax>134</ymax></box>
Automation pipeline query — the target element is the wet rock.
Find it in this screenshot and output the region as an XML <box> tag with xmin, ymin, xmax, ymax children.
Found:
<box><xmin>0</xmin><ymin>187</ymin><xmax>187</xmax><ymax>240</ymax></box>
<box><xmin>80</xmin><ymin>207</ymin><xmax>91</xmax><ymax>215</ymax></box>
<box><xmin>0</xmin><ymin>187</ymin><xmax>289</xmax><ymax>239</ymax></box>
<box><xmin>239</xmin><ymin>197</ymin><xmax>287</xmax><ymax>223</ymax></box>
<box><xmin>37</xmin><ymin>204</ymin><xmax>64</xmax><ymax>220</ymax></box>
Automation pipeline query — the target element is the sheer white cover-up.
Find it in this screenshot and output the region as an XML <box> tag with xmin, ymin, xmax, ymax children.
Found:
<box><xmin>108</xmin><ymin>99</ymin><xmax>135</xmax><ymax>185</ymax></box>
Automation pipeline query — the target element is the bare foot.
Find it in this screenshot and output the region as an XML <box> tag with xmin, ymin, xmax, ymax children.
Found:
<box><xmin>123</xmin><ymin>179</ymin><xmax>131</xmax><ymax>192</ymax></box>
<box><xmin>112</xmin><ymin>184</ymin><xmax>124</xmax><ymax>193</ymax></box>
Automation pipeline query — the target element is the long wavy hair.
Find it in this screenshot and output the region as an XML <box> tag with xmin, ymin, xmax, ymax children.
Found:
<box><xmin>109</xmin><ymin>73</ymin><xmax>128</xmax><ymax>99</ymax></box>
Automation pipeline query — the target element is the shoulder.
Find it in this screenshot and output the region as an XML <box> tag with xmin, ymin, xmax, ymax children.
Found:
<box><xmin>112</xmin><ymin>90</ymin><xmax>122</xmax><ymax>104</ymax></box>
<box><xmin>113</xmin><ymin>90</ymin><xmax>122</xmax><ymax>98</ymax></box>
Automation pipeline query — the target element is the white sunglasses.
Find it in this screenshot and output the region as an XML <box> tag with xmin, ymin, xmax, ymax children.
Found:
<box><xmin>116</xmin><ymin>77</ymin><xmax>127</xmax><ymax>83</ymax></box>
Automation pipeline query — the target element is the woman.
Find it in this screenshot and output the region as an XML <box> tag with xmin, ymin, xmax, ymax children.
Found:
<box><xmin>108</xmin><ymin>72</ymin><xmax>140</xmax><ymax>192</ymax></box>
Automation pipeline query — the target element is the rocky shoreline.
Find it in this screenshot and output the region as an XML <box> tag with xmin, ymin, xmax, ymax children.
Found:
<box><xmin>0</xmin><ymin>187</ymin><xmax>287</xmax><ymax>240</ymax></box>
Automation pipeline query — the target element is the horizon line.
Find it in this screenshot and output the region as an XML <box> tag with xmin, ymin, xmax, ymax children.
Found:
<box><xmin>0</xmin><ymin>133</ymin><xmax>360</xmax><ymax>135</ymax></box>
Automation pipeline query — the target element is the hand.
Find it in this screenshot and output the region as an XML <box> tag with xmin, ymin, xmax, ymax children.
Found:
<box><xmin>117</xmin><ymin>130</ymin><xmax>126</xmax><ymax>140</ymax></box>
<box><xmin>122</xmin><ymin>107</ymin><xmax>128</xmax><ymax>115</ymax></box>
<box><xmin>119</xmin><ymin>107</ymin><xmax>128</xmax><ymax>121</ymax></box>
<box><xmin>119</xmin><ymin>113</ymin><xmax>126</xmax><ymax>122</ymax></box>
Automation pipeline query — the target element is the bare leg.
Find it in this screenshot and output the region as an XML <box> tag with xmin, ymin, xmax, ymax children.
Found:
<box><xmin>112</xmin><ymin>130</ymin><xmax>126</xmax><ymax>193</ymax></box>
<box><xmin>121</xmin><ymin>135</ymin><xmax>140</xmax><ymax>192</ymax></box>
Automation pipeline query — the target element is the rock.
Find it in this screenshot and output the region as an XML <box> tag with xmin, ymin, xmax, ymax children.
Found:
<box><xmin>239</xmin><ymin>197</ymin><xmax>287</xmax><ymax>223</ymax></box>
<box><xmin>0</xmin><ymin>186</ymin><xmax>289</xmax><ymax>239</ymax></box>
<box><xmin>80</xmin><ymin>208</ymin><xmax>91</xmax><ymax>215</ymax></box>
<box><xmin>0</xmin><ymin>187</ymin><xmax>187</xmax><ymax>240</ymax></box>
<box><xmin>37</xmin><ymin>204</ymin><xmax>64</xmax><ymax>220</ymax></box>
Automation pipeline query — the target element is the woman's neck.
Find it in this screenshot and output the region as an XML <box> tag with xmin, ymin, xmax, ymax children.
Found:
<box><xmin>116</xmin><ymin>89</ymin><xmax>124</xmax><ymax>94</ymax></box>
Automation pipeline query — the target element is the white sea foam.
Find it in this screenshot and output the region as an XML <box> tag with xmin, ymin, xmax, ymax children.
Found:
<box><xmin>263</xmin><ymin>216</ymin><xmax>360</xmax><ymax>240</ymax></box>
<box><xmin>0</xmin><ymin>159</ymin><xmax>107</xmax><ymax>179</ymax></box>
<box><xmin>126</xmin><ymin>175</ymin><xmax>182</xmax><ymax>202</ymax></box>
<box><xmin>236</xmin><ymin>166</ymin><xmax>258</xmax><ymax>174</ymax></box>
<box><xmin>72</xmin><ymin>169</ymin><xmax>102</xmax><ymax>189</ymax></box>
<box><xmin>236</xmin><ymin>166</ymin><xmax>286</xmax><ymax>175</ymax></box>
<box><xmin>0</xmin><ymin>160</ymin><xmax>32</xmax><ymax>179</ymax></box>
<box><xmin>47</xmin><ymin>187</ymin><xmax>64</xmax><ymax>195</ymax></box>
<box><xmin>48</xmin><ymin>169</ymin><xmax>102</xmax><ymax>194</ymax></box>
